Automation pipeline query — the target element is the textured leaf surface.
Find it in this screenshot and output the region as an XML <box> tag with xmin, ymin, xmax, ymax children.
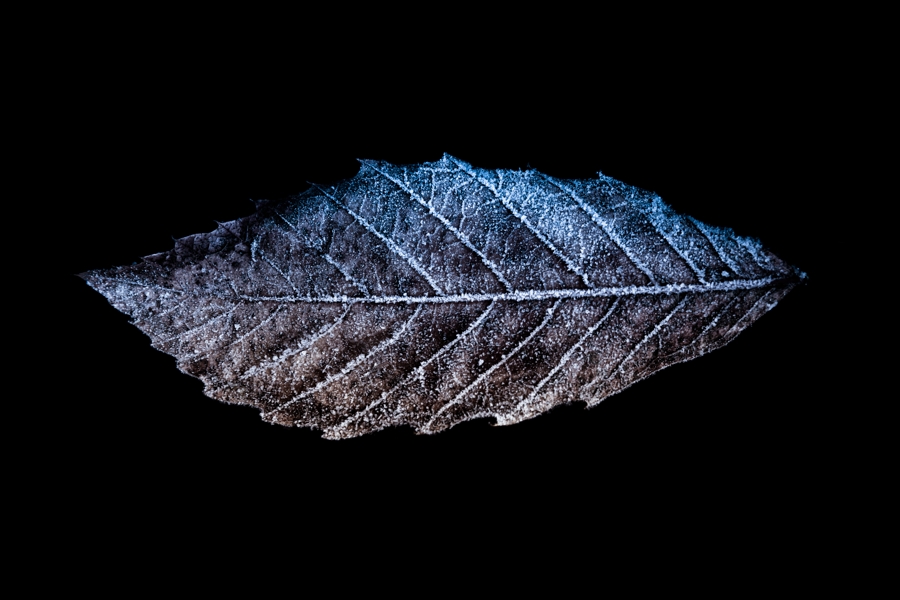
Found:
<box><xmin>82</xmin><ymin>154</ymin><xmax>803</xmax><ymax>439</ymax></box>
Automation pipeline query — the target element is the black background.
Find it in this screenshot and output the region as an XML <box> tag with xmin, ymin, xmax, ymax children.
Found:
<box><xmin>52</xmin><ymin>25</ymin><xmax>836</xmax><ymax>560</ymax></box>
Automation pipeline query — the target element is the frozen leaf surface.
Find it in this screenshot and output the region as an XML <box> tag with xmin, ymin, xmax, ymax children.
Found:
<box><xmin>82</xmin><ymin>155</ymin><xmax>803</xmax><ymax>438</ymax></box>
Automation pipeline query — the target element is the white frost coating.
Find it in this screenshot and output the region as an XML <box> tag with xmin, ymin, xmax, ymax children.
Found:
<box><xmin>721</xmin><ymin>290</ymin><xmax>773</xmax><ymax>341</ymax></box>
<box><xmin>583</xmin><ymin>295</ymin><xmax>690</xmax><ymax>395</ymax></box>
<box><xmin>229</xmin><ymin>277</ymin><xmax>778</xmax><ymax>304</ymax></box>
<box><xmin>259</xmin><ymin>249</ymin><xmax>302</xmax><ymax>296</ymax></box>
<box><xmin>84</xmin><ymin>156</ymin><xmax>801</xmax><ymax>438</ymax></box>
<box><xmin>326</xmin><ymin>300</ymin><xmax>497</xmax><ymax>437</ymax></box>
<box><xmin>158</xmin><ymin>305</ymin><xmax>236</xmax><ymax>345</ymax></box>
<box><xmin>661</xmin><ymin>295</ymin><xmax>741</xmax><ymax>361</ymax></box>
<box><xmin>93</xmin><ymin>276</ymin><xmax>185</xmax><ymax>296</ymax></box>
<box><xmin>446</xmin><ymin>156</ymin><xmax>594</xmax><ymax>289</ymax></box>
<box><xmin>239</xmin><ymin>304</ymin><xmax>354</xmax><ymax>380</ymax></box>
<box><xmin>639</xmin><ymin>195</ymin><xmax>707</xmax><ymax>283</ymax></box>
<box><xmin>737</xmin><ymin>236</ymin><xmax>771</xmax><ymax>271</ymax></box>
<box><xmin>313</xmin><ymin>185</ymin><xmax>445</xmax><ymax>296</ymax></box>
<box><xmin>151</xmin><ymin>297</ymin><xmax>190</xmax><ymax>321</ymax></box>
<box><xmin>362</xmin><ymin>161</ymin><xmax>514</xmax><ymax>293</ymax></box>
<box><xmin>227</xmin><ymin>304</ymin><xmax>283</xmax><ymax>350</ymax></box>
<box><xmin>180</xmin><ymin>304</ymin><xmax>285</xmax><ymax>363</ymax></box>
<box><xmin>275</xmin><ymin>211</ymin><xmax>370</xmax><ymax>297</ymax></box>
<box><xmin>322</xmin><ymin>254</ymin><xmax>370</xmax><ymax>297</ymax></box>
<box><xmin>422</xmin><ymin>299</ymin><xmax>562</xmax><ymax>432</ymax></box>
<box><xmin>409</xmin><ymin>302</ymin><xmax>496</xmax><ymax>378</ymax></box>
<box><xmin>264</xmin><ymin>304</ymin><xmax>424</xmax><ymax>418</ymax></box>
<box><xmin>543</xmin><ymin>177</ymin><xmax>660</xmax><ymax>286</ymax></box>
<box><xmin>103</xmin><ymin>276</ymin><xmax>779</xmax><ymax>305</ymax></box>
<box><xmin>227</xmin><ymin>280</ymin><xmax>242</xmax><ymax>300</ymax></box>
<box><xmin>688</xmin><ymin>216</ymin><xmax>745</xmax><ymax>278</ymax></box>
<box><xmin>504</xmin><ymin>298</ymin><xmax>622</xmax><ymax>422</ymax></box>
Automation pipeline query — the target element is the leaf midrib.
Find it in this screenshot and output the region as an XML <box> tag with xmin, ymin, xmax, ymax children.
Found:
<box><xmin>96</xmin><ymin>275</ymin><xmax>785</xmax><ymax>304</ymax></box>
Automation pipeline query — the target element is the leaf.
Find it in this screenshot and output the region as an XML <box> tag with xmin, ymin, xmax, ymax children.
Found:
<box><xmin>81</xmin><ymin>154</ymin><xmax>803</xmax><ymax>439</ymax></box>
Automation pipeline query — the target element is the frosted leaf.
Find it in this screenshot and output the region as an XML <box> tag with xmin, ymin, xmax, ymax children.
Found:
<box><xmin>81</xmin><ymin>154</ymin><xmax>804</xmax><ymax>439</ymax></box>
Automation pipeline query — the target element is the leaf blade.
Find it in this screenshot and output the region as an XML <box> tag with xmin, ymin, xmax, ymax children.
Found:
<box><xmin>82</xmin><ymin>154</ymin><xmax>803</xmax><ymax>438</ymax></box>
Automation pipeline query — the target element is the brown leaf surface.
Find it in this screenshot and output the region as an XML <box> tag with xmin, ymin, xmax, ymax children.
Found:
<box><xmin>82</xmin><ymin>155</ymin><xmax>803</xmax><ymax>438</ymax></box>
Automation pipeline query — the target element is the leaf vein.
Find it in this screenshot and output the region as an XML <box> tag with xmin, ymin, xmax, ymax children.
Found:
<box><xmin>423</xmin><ymin>299</ymin><xmax>562</xmax><ymax>432</ymax></box>
<box><xmin>315</xmin><ymin>185</ymin><xmax>445</xmax><ymax>296</ymax></box>
<box><xmin>447</xmin><ymin>157</ymin><xmax>593</xmax><ymax>289</ymax></box>
<box><xmin>687</xmin><ymin>216</ymin><xmax>744</xmax><ymax>277</ymax></box>
<box><xmin>275</xmin><ymin>211</ymin><xmax>369</xmax><ymax>296</ymax></box>
<box><xmin>509</xmin><ymin>297</ymin><xmax>622</xmax><ymax>420</ymax></box>
<box><xmin>544</xmin><ymin>177</ymin><xmax>660</xmax><ymax>285</ymax></box>
<box><xmin>582</xmin><ymin>295</ymin><xmax>689</xmax><ymax>397</ymax></box>
<box><xmin>327</xmin><ymin>300</ymin><xmax>497</xmax><ymax>437</ymax></box>
<box><xmin>264</xmin><ymin>304</ymin><xmax>424</xmax><ymax>419</ymax></box>
<box><xmin>239</xmin><ymin>303</ymin><xmax>353</xmax><ymax>380</ymax></box>
<box><xmin>364</xmin><ymin>161</ymin><xmax>513</xmax><ymax>293</ymax></box>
